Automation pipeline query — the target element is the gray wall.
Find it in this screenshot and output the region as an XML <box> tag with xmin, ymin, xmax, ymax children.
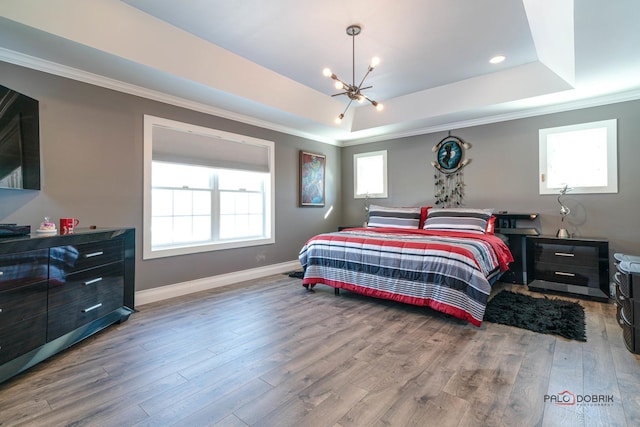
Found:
<box><xmin>3</xmin><ymin>59</ymin><xmax>639</xmax><ymax>293</ymax></box>
<box><xmin>342</xmin><ymin>99</ymin><xmax>640</xmax><ymax>259</ymax></box>
<box><xmin>0</xmin><ymin>61</ymin><xmax>342</xmax><ymax>291</ymax></box>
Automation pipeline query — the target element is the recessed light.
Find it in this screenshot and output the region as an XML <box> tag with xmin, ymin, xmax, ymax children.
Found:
<box><xmin>490</xmin><ymin>55</ymin><xmax>506</xmax><ymax>64</ymax></box>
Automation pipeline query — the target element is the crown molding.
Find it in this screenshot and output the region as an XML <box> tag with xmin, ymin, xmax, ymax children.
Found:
<box><xmin>2</xmin><ymin>47</ymin><xmax>639</xmax><ymax>149</ymax></box>
<box><xmin>0</xmin><ymin>48</ymin><xmax>340</xmax><ymax>146</ymax></box>
<box><xmin>339</xmin><ymin>87</ymin><xmax>640</xmax><ymax>147</ymax></box>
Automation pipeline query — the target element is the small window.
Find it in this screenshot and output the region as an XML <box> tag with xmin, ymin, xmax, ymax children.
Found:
<box><xmin>143</xmin><ymin>115</ymin><xmax>274</xmax><ymax>259</ymax></box>
<box><xmin>354</xmin><ymin>150</ymin><xmax>387</xmax><ymax>199</ymax></box>
<box><xmin>539</xmin><ymin>119</ymin><xmax>617</xmax><ymax>194</ymax></box>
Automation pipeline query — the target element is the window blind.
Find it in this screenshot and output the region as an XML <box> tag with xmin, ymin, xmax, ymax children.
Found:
<box><xmin>152</xmin><ymin>125</ymin><xmax>270</xmax><ymax>173</ymax></box>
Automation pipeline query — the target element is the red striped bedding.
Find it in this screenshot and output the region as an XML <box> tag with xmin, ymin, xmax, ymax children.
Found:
<box><xmin>298</xmin><ymin>227</ymin><xmax>513</xmax><ymax>326</ymax></box>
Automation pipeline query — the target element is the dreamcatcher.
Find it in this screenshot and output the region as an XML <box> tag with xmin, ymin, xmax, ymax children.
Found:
<box><xmin>431</xmin><ymin>134</ymin><xmax>471</xmax><ymax>207</ymax></box>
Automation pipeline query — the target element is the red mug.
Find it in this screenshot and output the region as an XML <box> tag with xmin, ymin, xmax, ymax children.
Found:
<box><xmin>60</xmin><ymin>218</ymin><xmax>80</xmax><ymax>234</ymax></box>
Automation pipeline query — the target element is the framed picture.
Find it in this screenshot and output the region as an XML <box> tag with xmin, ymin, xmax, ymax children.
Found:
<box><xmin>299</xmin><ymin>151</ymin><xmax>326</xmax><ymax>207</ymax></box>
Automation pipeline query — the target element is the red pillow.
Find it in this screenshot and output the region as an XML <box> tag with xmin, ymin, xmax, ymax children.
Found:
<box><xmin>419</xmin><ymin>206</ymin><xmax>432</xmax><ymax>229</ymax></box>
<box><xmin>486</xmin><ymin>215</ymin><xmax>496</xmax><ymax>234</ymax></box>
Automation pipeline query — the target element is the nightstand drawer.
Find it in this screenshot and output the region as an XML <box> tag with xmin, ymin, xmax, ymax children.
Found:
<box><xmin>534</xmin><ymin>243</ymin><xmax>599</xmax><ymax>267</ymax></box>
<box><xmin>533</xmin><ymin>263</ymin><xmax>598</xmax><ymax>286</ymax></box>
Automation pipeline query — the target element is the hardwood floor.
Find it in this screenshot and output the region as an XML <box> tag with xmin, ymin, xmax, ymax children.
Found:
<box><xmin>1</xmin><ymin>274</ymin><xmax>639</xmax><ymax>426</ymax></box>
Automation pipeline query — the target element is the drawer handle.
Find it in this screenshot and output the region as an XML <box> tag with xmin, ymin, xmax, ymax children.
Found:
<box><xmin>0</xmin><ymin>271</ymin><xmax>3</xmax><ymax>276</ymax></box>
<box><xmin>554</xmin><ymin>252</ymin><xmax>575</xmax><ymax>257</ymax></box>
<box><xmin>84</xmin><ymin>251</ymin><xmax>104</xmax><ymax>258</ymax></box>
<box><xmin>554</xmin><ymin>271</ymin><xmax>576</xmax><ymax>277</ymax></box>
<box><xmin>82</xmin><ymin>303</ymin><xmax>103</xmax><ymax>313</ymax></box>
<box><xmin>84</xmin><ymin>277</ymin><xmax>103</xmax><ymax>286</ymax></box>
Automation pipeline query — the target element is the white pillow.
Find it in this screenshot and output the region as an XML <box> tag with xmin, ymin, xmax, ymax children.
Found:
<box><xmin>423</xmin><ymin>208</ymin><xmax>493</xmax><ymax>234</ymax></box>
<box><xmin>367</xmin><ymin>205</ymin><xmax>421</xmax><ymax>229</ymax></box>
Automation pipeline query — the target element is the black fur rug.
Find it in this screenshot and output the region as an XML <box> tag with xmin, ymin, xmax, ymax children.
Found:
<box><xmin>484</xmin><ymin>290</ymin><xmax>586</xmax><ymax>341</ymax></box>
<box><xmin>286</xmin><ymin>271</ymin><xmax>305</xmax><ymax>279</ymax></box>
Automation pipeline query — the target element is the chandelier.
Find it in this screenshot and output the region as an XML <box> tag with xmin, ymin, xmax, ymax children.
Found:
<box><xmin>322</xmin><ymin>24</ymin><xmax>384</xmax><ymax>123</ymax></box>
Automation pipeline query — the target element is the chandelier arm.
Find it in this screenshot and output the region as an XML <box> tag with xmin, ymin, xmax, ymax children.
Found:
<box><xmin>355</xmin><ymin>66</ymin><xmax>374</xmax><ymax>91</ymax></box>
<box><xmin>341</xmin><ymin>98</ymin><xmax>355</xmax><ymax>117</ymax></box>
<box><xmin>360</xmin><ymin>94</ymin><xmax>378</xmax><ymax>105</ymax></box>
<box><xmin>331</xmin><ymin>75</ymin><xmax>350</xmax><ymax>90</ymax></box>
<box><xmin>331</xmin><ymin>92</ymin><xmax>349</xmax><ymax>97</ymax></box>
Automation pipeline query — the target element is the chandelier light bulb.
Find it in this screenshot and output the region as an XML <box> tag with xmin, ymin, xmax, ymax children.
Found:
<box><xmin>375</xmin><ymin>102</ymin><xmax>384</xmax><ymax>111</ymax></box>
<box><xmin>334</xmin><ymin>81</ymin><xmax>344</xmax><ymax>90</ymax></box>
<box><xmin>370</xmin><ymin>56</ymin><xmax>380</xmax><ymax>68</ymax></box>
<box><xmin>357</xmin><ymin>95</ymin><xmax>365</xmax><ymax>103</ymax></box>
<box><xmin>335</xmin><ymin>113</ymin><xmax>344</xmax><ymax>124</ymax></box>
<box><xmin>322</xmin><ymin>68</ymin><xmax>332</xmax><ymax>77</ymax></box>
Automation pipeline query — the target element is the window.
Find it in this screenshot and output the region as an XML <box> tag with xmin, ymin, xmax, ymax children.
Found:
<box><xmin>354</xmin><ymin>150</ymin><xmax>387</xmax><ymax>199</ymax></box>
<box><xmin>539</xmin><ymin>119</ymin><xmax>617</xmax><ymax>194</ymax></box>
<box><xmin>143</xmin><ymin>115</ymin><xmax>274</xmax><ymax>259</ymax></box>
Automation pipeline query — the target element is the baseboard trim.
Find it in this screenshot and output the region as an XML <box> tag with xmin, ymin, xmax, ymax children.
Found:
<box><xmin>135</xmin><ymin>260</ymin><xmax>301</xmax><ymax>306</ymax></box>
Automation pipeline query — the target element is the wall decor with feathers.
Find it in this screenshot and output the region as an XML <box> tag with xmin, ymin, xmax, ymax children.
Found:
<box><xmin>431</xmin><ymin>134</ymin><xmax>471</xmax><ymax>207</ymax></box>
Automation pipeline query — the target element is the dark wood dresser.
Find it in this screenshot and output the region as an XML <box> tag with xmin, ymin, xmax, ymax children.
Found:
<box><xmin>614</xmin><ymin>257</ymin><xmax>640</xmax><ymax>354</ymax></box>
<box><xmin>527</xmin><ymin>235</ymin><xmax>609</xmax><ymax>301</ymax></box>
<box><xmin>0</xmin><ymin>228</ymin><xmax>134</xmax><ymax>383</ymax></box>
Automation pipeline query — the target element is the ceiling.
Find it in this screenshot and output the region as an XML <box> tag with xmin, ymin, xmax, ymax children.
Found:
<box><xmin>0</xmin><ymin>0</ymin><xmax>639</xmax><ymax>145</ymax></box>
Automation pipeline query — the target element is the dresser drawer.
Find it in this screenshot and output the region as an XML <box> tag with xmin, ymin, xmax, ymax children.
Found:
<box><xmin>49</xmin><ymin>240</ymin><xmax>123</xmax><ymax>282</ymax></box>
<box><xmin>614</xmin><ymin>270</ymin><xmax>639</xmax><ymax>299</ymax></box>
<box><xmin>0</xmin><ymin>249</ymin><xmax>49</xmax><ymax>289</ymax></box>
<box><xmin>615</xmin><ymin>283</ymin><xmax>639</xmax><ymax>324</ymax></box>
<box><xmin>534</xmin><ymin>243</ymin><xmax>599</xmax><ymax>268</ymax></box>
<box><xmin>48</xmin><ymin>262</ymin><xmax>124</xmax><ymax>309</ymax></box>
<box><xmin>615</xmin><ymin>282</ymin><xmax>625</xmax><ymax>306</ymax></box>
<box><xmin>620</xmin><ymin>310</ymin><xmax>640</xmax><ymax>354</ymax></box>
<box><xmin>0</xmin><ymin>281</ymin><xmax>48</xmax><ymax>327</ymax></box>
<box><xmin>0</xmin><ymin>314</ymin><xmax>47</xmax><ymax>365</ymax></box>
<box><xmin>47</xmin><ymin>287</ymin><xmax>124</xmax><ymax>341</ymax></box>
<box><xmin>616</xmin><ymin>304</ymin><xmax>623</xmax><ymax>329</ymax></box>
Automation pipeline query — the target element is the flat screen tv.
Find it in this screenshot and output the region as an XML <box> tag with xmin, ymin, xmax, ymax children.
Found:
<box><xmin>0</xmin><ymin>84</ymin><xmax>40</xmax><ymax>190</ymax></box>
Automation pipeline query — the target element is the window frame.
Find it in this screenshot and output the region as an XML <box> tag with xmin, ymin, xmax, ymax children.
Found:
<box><xmin>353</xmin><ymin>150</ymin><xmax>388</xmax><ymax>199</ymax></box>
<box><xmin>143</xmin><ymin>115</ymin><xmax>275</xmax><ymax>260</ymax></box>
<box><xmin>539</xmin><ymin>119</ymin><xmax>618</xmax><ymax>195</ymax></box>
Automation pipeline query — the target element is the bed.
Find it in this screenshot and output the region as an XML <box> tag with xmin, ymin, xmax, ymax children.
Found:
<box><xmin>298</xmin><ymin>206</ymin><xmax>514</xmax><ymax>326</ymax></box>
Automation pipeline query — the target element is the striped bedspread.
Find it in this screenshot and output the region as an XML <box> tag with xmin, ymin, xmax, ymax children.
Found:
<box><xmin>298</xmin><ymin>227</ymin><xmax>513</xmax><ymax>326</ymax></box>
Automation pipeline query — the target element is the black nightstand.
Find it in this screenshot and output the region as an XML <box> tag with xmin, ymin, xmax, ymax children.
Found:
<box><xmin>527</xmin><ymin>235</ymin><xmax>609</xmax><ymax>301</ymax></box>
<box><xmin>338</xmin><ymin>225</ymin><xmax>361</xmax><ymax>231</ymax></box>
<box><xmin>494</xmin><ymin>213</ymin><xmax>539</xmax><ymax>284</ymax></box>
